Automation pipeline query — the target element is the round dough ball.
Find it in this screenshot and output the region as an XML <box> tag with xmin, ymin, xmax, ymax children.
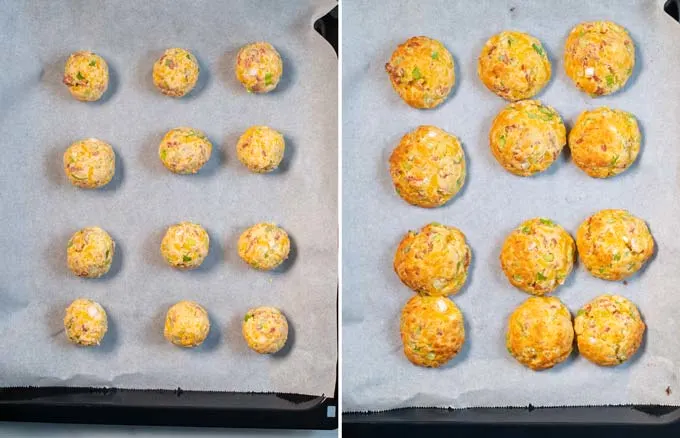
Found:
<box><xmin>159</xmin><ymin>127</ymin><xmax>213</xmax><ymax>174</ymax></box>
<box><xmin>63</xmin><ymin>51</ymin><xmax>109</xmax><ymax>101</ymax></box>
<box><xmin>164</xmin><ymin>301</ymin><xmax>210</xmax><ymax>347</ymax></box>
<box><xmin>400</xmin><ymin>295</ymin><xmax>465</xmax><ymax>367</ymax></box>
<box><xmin>67</xmin><ymin>227</ymin><xmax>115</xmax><ymax>278</ymax></box>
<box><xmin>568</xmin><ymin>107</ymin><xmax>641</xmax><ymax>178</ymax></box>
<box><xmin>236</xmin><ymin>126</ymin><xmax>285</xmax><ymax>173</ymax></box>
<box><xmin>478</xmin><ymin>31</ymin><xmax>551</xmax><ymax>101</ymax></box>
<box><xmin>153</xmin><ymin>48</ymin><xmax>200</xmax><ymax>97</ymax></box>
<box><xmin>385</xmin><ymin>36</ymin><xmax>455</xmax><ymax>109</ymax></box>
<box><xmin>564</xmin><ymin>21</ymin><xmax>635</xmax><ymax>96</ymax></box>
<box><xmin>576</xmin><ymin>209</ymin><xmax>654</xmax><ymax>281</ymax></box>
<box><xmin>160</xmin><ymin>222</ymin><xmax>210</xmax><ymax>270</ymax></box>
<box><xmin>242</xmin><ymin>306</ymin><xmax>289</xmax><ymax>354</ymax></box>
<box><xmin>64</xmin><ymin>298</ymin><xmax>108</xmax><ymax>346</ymax></box>
<box><xmin>500</xmin><ymin>218</ymin><xmax>575</xmax><ymax>296</ymax></box>
<box><xmin>238</xmin><ymin>223</ymin><xmax>290</xmax><ymax>271</ymax></box>
<box><xmin>506</xmin><ymin>296</ymin><xmax>573</xmax><ymax>370</ymax></box>
<box><xmin>63</xmin><ymin>138</ymin><xmax>115</xmax><ymax>189</ymax></box>
<box><xmin>489</xmin><ymin>99</ymin><xmax>566</xmax><ymax>176</ymax></box>
<box><xmin>389</xmin><ymin>125</ymin><xmax>466</xmax><ymax>208</ymax></box>
<box><xmin>574</xmin><ymin>294</ymin><xmax>645</xmax><ymax>366</ymax></box>
<box><xmin>235</xmin><ymin>42</ymin><xmax>283</xmax><ymax>93</ymax></box>
<box><xmin>394</xmin><ymin>223</ymin><xmax>471</xmax><ymax>296</ymax></box>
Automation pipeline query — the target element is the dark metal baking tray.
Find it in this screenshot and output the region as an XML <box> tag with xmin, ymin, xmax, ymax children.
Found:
<box><xmin>343</xmin><ymin>2</ymin><xmax>679</xmax><ymax>434</ymax></box>
<box><xmin>0</xmin><ymin>7</ymin><xmax>338</xmax><ymax>430</ymax></box>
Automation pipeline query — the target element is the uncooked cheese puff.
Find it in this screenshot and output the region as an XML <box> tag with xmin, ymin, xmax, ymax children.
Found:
<box><xmin>242</xmin><ymin>306</ymin><xmax>289</xmax><ymax>354</ymax></box>
<box><xmin>153</xmin><ymin>48</ymin><xmax>200</xmax><ymax>97</ymax></box>
<box><xmin>235</xmin><ymin>42</ymin><xmax>283</xmax><ymax>93</ymax></box>
<box><xmin>164</xmin><ymin>300</ymin><xmax>210</xmax><ymax>348</ymax></box>
<box><xmin>64</xmin><ymin>298</ymin><xmax>108</xmax><ymax>346</ymax></box>
<box><xmin>67</xmin><ymin>227</ymin><xmax>115</xmax><ymax>278</ymax></box>
<box><xmin>63</xmin><ymin>51</ymin><xmax>109</xmax><ymax>101</ymax></box>
<box><xmin>63</xmin><ymin>138</ymin><xmax>115</xmax><ymax>189</ymax></box>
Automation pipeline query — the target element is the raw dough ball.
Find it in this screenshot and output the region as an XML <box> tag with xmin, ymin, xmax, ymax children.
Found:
<box><xmin>400</xmin><ymin>295</ymin><xmax>465</xmax><ymax>367</ymax></box>
<box><xmin>64</xmin><ymin>298</ymin><xmax>108</xmax><ymax>346</ymax></box>
<box><xmin>236</xmin><ymin>126</ymin><xmax>285</xmax><ymax>173</ymax></box>
<box><xmin>568</xmin><ymin>107</ymin><xmax>641</xmax><ymax>178</ymax></box>
<box><xmin>394</xmin><ymin>223</ymin><xmax>471</xmax><ymax>296</ymax></box>
<box><xmin>164</xmin><ymin>300</ymin><xmax>210</xmax><ymax>348</ymax></box>
<box><xmin>574</xmin><ymin>294</ymin><xmax>645</xmax><ymax>366</ymax></box>
<box><xmin>159</xmin><ymin>127</ymin><xmax>212</xmax><ymax>174</ymax></box>
<box><xmin>242</xmin><ymin>306</ymin><xmax>289</xmax><ymax>354</ymax></box>
<box><xmin>235</xmin><ymin>42</ymin><xmax>283</xmax><ymax>93</ymax></box>
<box><xmin>389</xmin><ymin>125</ymin><xmax>466</xmax><ymax>208</ymax></box>
<box><xmin>500</xmin><ymin>218</ymin><xmax>575</xmax><ymax>296</ymax></box>
<box><xmin>153</xmin><ymin>48</ymin><xmax>200</xmax><ymax>97</ymax></box>
<box><xmin>63</xmin><ymin>138</ymin><xmax>115</xmax><ymax>189</ymax></box>
<box><xmin>478</xmin><ymin>31</ymin><xmax>551</xmax><ymax>101</ymax></box>
<box><xmin>506</xmin><ymin>296</ymin><xmax>573</xmax><ymax>370</ymax></box>
<box><xmin>160</xmin><ymin>222</ymin><xmax>210</xmax><ymax>270</ymax></box>
<box><xmin>67</xmin><ymin>227</ymin><xmax>115</xmax><ymax>278</ymax></box>
<box><xmin>238</xmin><ymin>223</ymin><xmax>290</xmax><ymax>271</ymax></box>
<box><xmin>489</xmin><ymin>99</ymin><xmax>566</xmax><ymax>176</ymax></box>
<box><xmin>385</xmin><ymin>36</ymin><xmax>455</xmax><ymax>109</ymax></box>
<box><xmin>564</xmin><ymin>21</ymin><xmax>635</xmax><ymax>96</ymax></box>
<box><xmin>576</xmin><ymin>209</ymin><xmax>654</xmax><ymax>281</ymax></box>
<box><xmin>63</xmin><ymin>51</ymin><xmax>109</xmax><ymax>101</ymax></box>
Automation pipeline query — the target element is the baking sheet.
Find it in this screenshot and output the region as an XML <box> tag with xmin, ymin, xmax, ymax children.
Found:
<box><xmin>342</xmin><ymin>0</ymin><xmax>680</xmax><ymax>412</ymax></box>
<box><xmin>0</xmin><ymin>0</ymin><xmax>337</xmax><ymax>397</ymax></box>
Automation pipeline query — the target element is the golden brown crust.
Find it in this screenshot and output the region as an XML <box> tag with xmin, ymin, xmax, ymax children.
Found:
<box><xmin>400</xmin><ymin>295</ymin><xmax>465</xmax><ymax>367</ymax></box>
<box><xmin>489</xmin><ymin>100</ymin><xmax>566</xmax><ymax>176</ymax></box>
<box><xmin>568</xmin><ymin>107</ymin><xmax>640</xmax><ymax>178</ymax></box>
<box><xmin>500</xmin><ymin>218</ymin><xmax>575</xmax><ymax>295</ymax></box>
<box><xmin>506</xmin><ymin>296</ymin><xmax>573</xmax><ymax>370</ymax></box>
<box><xmin>564</xmin><ymin>21</ymin><xmax>635</xmax><ymax>96</ymax></box>
<box><xmin>574</xmin><ymin>294</ymin><xmax>645</xmax><ymax>366</ymax></box>
<box><xmin>576</xmin><ymin>209</ymin><xmax>654</xmax><ymax>281</ymax></box>
<box><xmin>389</xmin><ymin>125</ymin><xmax>465</xmax><ymax>208</ymax></box>
<box><xmin>478</xmin><ymin>31</ymin><xmax>551</xmax><ymax>101</ymax></box>
<box><xmin>394</xmin><ymin>223</ymin><xmax>471</xmax><ymax>296</ymax></box>
<box><xmin>385</xmin><ymin>36</ymin><xmax>455</xmax><ymax>109</ymax></box>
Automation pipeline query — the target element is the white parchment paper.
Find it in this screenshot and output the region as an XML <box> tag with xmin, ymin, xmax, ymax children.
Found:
<box><xmin>0</xmin><ymin>0</ymin><xmax>337</xmax><ymax>397</ymax></box>
<box><xmin>342</xmin><ymin>0</ymin><xmax>680</xmax><ymax>412</ymax></box>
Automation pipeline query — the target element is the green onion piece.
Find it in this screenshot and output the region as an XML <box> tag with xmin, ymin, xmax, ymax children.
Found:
<box><xmin>531</xmin><ymin>43</ymin><xmax>545</xmax><ymax>57</ymax></box>
<box><xmin>412</xmin><ymin>67</ymin><xmax>422</xmax><ymax>80</ymax></box>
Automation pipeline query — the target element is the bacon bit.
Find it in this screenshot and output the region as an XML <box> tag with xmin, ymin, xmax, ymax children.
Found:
<box><xmin>600</xmin><ymin>144</ymin><xmax>607</xmax><ymax>151</ymax></box>
<box><xmin>166</xmin><ymin>59</ymin><xmax>176</xmax><ymax>69</ymax></box>
<box><xmin>63</xmin><ymin>75</ymin><xmax>75</xmax><ymax>86</ymax></box>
